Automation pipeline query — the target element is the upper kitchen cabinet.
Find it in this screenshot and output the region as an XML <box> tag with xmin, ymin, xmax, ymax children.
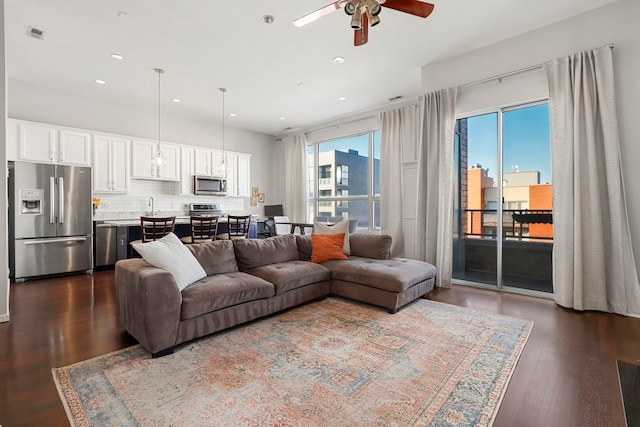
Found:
<box><xmin>93</xmin><ymin>134</ymin><xmax>129</xmax><ymax>193</ymax></box>
<box><xmin>7</xmin><ymin>119</ymin><xmax>91</xmax><ymax>166</ymax></box>
<box><xmin>194</xmin><ymin>147</ymin><xmax>214</xmax><ymax>176</ymax></box>
<box><xmin>179</xmin><ymin>146</ymin><xmax>195</xmax><ymax>195</ymax></box>
<box><xmin>225</xmin><ymin>152</ymin><xmax>252</xmax><ymax>197</ymax></box>
<box><xmin>131</xmin><ymin>139</ymin><xmax>180</xmax><ymax>181</ymax></box>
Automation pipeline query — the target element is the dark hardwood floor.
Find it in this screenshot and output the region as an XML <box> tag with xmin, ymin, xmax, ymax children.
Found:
<box><xmin>1</xmin><ymin>271</ymin><xmax>639</xmax><ymax>426</ymax></box>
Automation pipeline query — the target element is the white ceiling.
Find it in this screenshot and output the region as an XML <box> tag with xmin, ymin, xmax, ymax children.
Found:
<box><xmin>5</xmin><ymin>0</ymin><xmax>617</xmax><ymax>136</ymax></box>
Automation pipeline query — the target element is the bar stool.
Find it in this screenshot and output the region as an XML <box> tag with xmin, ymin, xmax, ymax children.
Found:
<box><xmin>218</xmin><ymin>215</ymin><xmax>251</xmax><ymax>240</ymax></box>
<box><xmin>129</xmin><ymin>216</ymin><xmax>176</xmax><ymax>257</ymax></box>
<box><xmin>180</xmin><ymin>215</ymin><xmax>219</xmax><ymax>244</ymax></box>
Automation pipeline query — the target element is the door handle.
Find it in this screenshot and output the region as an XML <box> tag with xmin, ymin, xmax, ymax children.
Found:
<box><xmin>24</xmin><ymin>237</ymin><xmax>87</xmax><ymax>245</ymax></box>
<box><xmin>59</xmin><ymin>177</ymin><xmax>64</xmax><ymax>223</ymax></box>
<box><xmin>50</xmin><ymin>177</ymin><xmax>55</xmax><ymax>224</ymax></box>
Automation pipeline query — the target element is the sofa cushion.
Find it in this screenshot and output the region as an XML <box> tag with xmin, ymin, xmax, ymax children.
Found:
<box><xmin>186</xmin><ymin>240</ymin><xmax>239</xmax><ymax>276</ymax></box>
<box><xmin>349</xmin><ymin>234</ymin><xmax>392</xmax><ymax>260</ymax></box>
<box><xmin>313</xmin><ymin>220</ymin><xmax>351</xmax><ymax>255</ymax></box>
<box><xmin>233</xmin><ymin>234</ymin><xmax>299</xmax><ymax>271</ymax></box>
<box><xmin>246</xmin><ymin>261</ymin><xmax>331</xmax><ymax>295</ymax></box>
<box><xmin>131</xmin><ymin>232</ymin><xmax>206</xmax><ymax>291</ymax></box>
<box><xmin>296</xmin><ymin>235</ymin><xmax>312</xmax><ymax>261</ymax></box>
<box><xmin>322</xmin><ymin>256</ymin><xmax>436</xmax><ymax>293</ymax></box>
<box><xmin>311</xmin><ymin>233</ymin><xmax>348</xmax><ymax>263</ymax></box>
<box><xmin>180</xmin><ymin>272</ymin><xmax>275</xmax><ymax>320</ymax></box>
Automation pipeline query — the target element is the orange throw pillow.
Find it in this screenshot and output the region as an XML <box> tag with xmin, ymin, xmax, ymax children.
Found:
<box><xmin>311</xmin><ymin>233</ymin><xmax>348</xmax><ymax>263</ymax></box>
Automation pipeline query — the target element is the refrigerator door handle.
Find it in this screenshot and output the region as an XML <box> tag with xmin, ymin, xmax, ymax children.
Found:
<box><xmin>59</xmin><ymin>177</ymin><xmax>64</xmax><ymax>224</ymax></box>
<box><xmin>49</xmin><ymin>177</ymin><xmax>56</xmax><ymax>224</ymax></box>
<box><xmin>23</xmin><ymin>237</ymin><xmax>88</xmax><ymax>245</ymax></box>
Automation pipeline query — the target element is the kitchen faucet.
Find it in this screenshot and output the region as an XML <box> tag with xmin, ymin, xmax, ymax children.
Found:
<box><xmin>148</xmin><ymin>196</ymin><xmax>155</xmax><ymax>216</ymax></box>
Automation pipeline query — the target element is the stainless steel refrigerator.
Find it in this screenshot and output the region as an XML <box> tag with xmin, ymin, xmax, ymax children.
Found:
<box><xmin>9</xmin><ymin>161</ymin><xmax>94</xmax><ymax>282</ymax></box>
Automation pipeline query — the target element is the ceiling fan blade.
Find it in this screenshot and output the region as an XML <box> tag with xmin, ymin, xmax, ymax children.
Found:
<box><xmin>294</xmin><ymin>1</ymin><xmax>345</xmax><ymax>27</ymax></box>
<box><xmin>354</xmin><ymin>12</ymin><xmax>369</xmax><ymax>46</ymax></box>
<box><xmin>381</xmin><ymin>0</ymin><xmax>435</xmax><ymax>18</ymax></box>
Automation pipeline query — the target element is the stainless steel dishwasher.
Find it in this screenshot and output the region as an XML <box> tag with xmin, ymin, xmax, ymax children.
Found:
<box><xmin>95</xmin><ymin>222</ymin><xmax>117</xmax><ymax>266</ymax></box>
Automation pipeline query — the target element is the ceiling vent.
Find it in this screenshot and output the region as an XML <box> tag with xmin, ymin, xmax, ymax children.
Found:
<box><xmin>388</xmin><ymin>95</ymin><xmax>403</xmax><ymax>101</ymax></box>
<box><xmin>27</xmin><ymin>26</ymin><xmax>45</xmax><ymax>40</ymax></box>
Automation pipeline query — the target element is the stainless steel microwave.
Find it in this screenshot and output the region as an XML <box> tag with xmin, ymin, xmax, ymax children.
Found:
<box><xmin>194</xmin><ymin>176</ymin><xmax>227</xmax><ymax>196</ymax></box>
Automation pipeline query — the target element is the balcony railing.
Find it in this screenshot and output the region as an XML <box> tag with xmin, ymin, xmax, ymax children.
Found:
<box><xmin>465</xmin><ymin>209</ymin><xmax>553</xmax><ymax>241</ymax></box>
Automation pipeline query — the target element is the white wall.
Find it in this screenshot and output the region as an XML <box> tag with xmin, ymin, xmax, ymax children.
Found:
<box><xmin>1</xmin><ymin>0</ymin><xmax>9</xmax><ymax>322</ymax></box>
<box><xmin>413</xmin><ymin>0</ymin><xmax>640</xmax><ymax>269</ymax></box>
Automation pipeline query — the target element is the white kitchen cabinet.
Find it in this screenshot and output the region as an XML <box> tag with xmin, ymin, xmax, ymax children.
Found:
<box><xmin>59</xmin><ymin>129</ymin><xmax>92</xmax><ymax>165</ymax></box>
<box><xmin>11</xmin><ymin>120</ymin><xmax>91</xmax><ymax>166</ymax></box>
<box><xmin>93</xmin><ymin>135</ymin><xmax>129</xmax><ymax>193</ymax></box>
<box><xmin>236</xmin><ymin>154</ymin><xmax>251</xmax><ymax>197</ymax></box>
<box><xmin>224</xmin><ymin>152</ymin><xmax>251</xmax><ymax>197</ymax></box>
<box><xmin>194</xmin><ymin>148</ymin><xmax>213</xmax><ymax>176</ymax></box>
<box><xmin>179</xmin><ymin>146</ymin><xmax>195</xmax><ymax>195</ymax></box>
<box><xmin>131</xmin><ymin>139</ymin><xmax>180</xmax><ymax>181</ymax></box>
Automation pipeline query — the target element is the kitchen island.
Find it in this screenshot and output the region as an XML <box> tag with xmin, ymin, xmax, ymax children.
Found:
<box><xmin>97</xmin><ymin>216</ymin><xmax>258</xmax><ymax>264</ymax></box>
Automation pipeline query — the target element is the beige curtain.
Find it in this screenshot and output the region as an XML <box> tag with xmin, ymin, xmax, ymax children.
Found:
<box><xmin>545</xmin><ymin>46</ymin><xmax>640</xmax><ymax>316</ymax></box>
<box><xmin>377</xmin><ymin>104</ymin><xmax>419</xmax><ymax>257</ymax></box>
<box><xmin>281</xmin><ymin>134</ymin><xmax>308</xmax><ymax>223</ymax></box>
<box><xmin>414</xmin><ymin>88</ymin><xmax>458</xmax><ymax>288</ymax></box>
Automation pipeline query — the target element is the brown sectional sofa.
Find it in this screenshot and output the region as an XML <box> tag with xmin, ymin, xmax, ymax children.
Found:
<box><xmin>115</xmin><ymin>233</ymin><xmax>436</xmax><ymax>357</ymax></box>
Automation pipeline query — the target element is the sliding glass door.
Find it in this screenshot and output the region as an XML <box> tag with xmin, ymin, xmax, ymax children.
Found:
<box><xmin>453</xmin><ymin>102</ymin><xmax>553</xmax><ymax>293</ymax></box>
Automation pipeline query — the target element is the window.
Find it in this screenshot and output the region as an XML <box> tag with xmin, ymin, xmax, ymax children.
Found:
<box><xmin>336</xmin><ymin>165</ymin><xmax>349</xmax><ymax>185</ymax></box>
<box><xmin>307</xmin><ymin>131</ymin><xmax>380</xmax><ymax>231</ymax></box>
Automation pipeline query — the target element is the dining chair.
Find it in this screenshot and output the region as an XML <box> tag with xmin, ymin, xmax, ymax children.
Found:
<box><xmin>218</xmin><ymin>215</ymin><xmax>252</xmax><ymax>240</ymax></box>
<box><xmin>273</xmin><ymin>216</ymin><xmax>291</xmax><ymax>235</ymax></box>
<box><xmin>130</xmin><ymin>216</ymin><xmax>176</xmax><ymax>257</ymax></box>
<box><xmin>180</xmin><ymin>215</ymin><xmax>219</xmax><ymax>244</ymax></box>
<box><xmin>258</xmin><ymin>217</ymin><xmax>276</xmax><ymax>238</ymax></box>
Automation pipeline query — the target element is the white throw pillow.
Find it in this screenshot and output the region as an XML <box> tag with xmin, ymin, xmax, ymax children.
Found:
<box><xmin>313</xmin><ymin>220</ymin><xmax>350</xmax><ymax>255</ymax></box>
<box><xmin>132</xmin><ymin>232</ymin><xmax>206</xmax><ymax>291</ymax></box>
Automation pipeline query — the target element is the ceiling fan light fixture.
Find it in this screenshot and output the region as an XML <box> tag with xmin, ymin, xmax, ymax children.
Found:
<box><xmin>344</xmin><ymin>1</ymin><xmax>356</xmax><ymax>15</ymax></box>
<box><xmin>365</xmin><ymin>0</ymin><xmax>382</xmax><ymax>16</ymax></box>
<box><xmin>368</xmin><ymin>13</ymin><xmax>381</xmax><ymax>27</ymax></box>
<box><xmin>350</xmin><ymin>6</ymin><xmax>363</xmax><ymax>29</ymax></box>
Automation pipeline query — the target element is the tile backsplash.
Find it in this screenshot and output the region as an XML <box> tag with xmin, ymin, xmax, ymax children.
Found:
<box><xmin>92</xmin><ymin>179</ymin><xmax>251</xmax><ymax>220</ymax></box>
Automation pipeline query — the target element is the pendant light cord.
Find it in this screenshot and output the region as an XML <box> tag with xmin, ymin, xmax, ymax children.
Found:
<box><xmin>156</xmin><ymin>68</ymin><xmax>163</xmax><ymax>146</ymax></box>
<box><xmin>220</xmin><ymin>87</ymin><xmax>226</xmax><ymax>157</ymax></box>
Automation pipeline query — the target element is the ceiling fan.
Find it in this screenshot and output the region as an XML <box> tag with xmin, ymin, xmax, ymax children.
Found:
<box><xmin>294</xmin><ymin>0</ymin><xmax>435</xmax><ymax>46</ymax></box>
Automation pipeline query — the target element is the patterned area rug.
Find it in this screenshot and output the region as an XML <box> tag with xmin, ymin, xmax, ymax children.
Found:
<box><xmin>53</xmin><ymin>298</ymin><xmax>532</xmax><ymax>426</ymax></box>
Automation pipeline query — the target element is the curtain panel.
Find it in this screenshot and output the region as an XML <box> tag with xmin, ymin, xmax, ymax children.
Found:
<box><xmin>377</xmin><ymin>105</ymin><xmax>419</xmax><ymax>257</ymax></box>
<box><xmin>281</xmin><ymin>134</ymin><xmax>308</xmax><ymax>223</ymax></box>
<box><xmin>545</xmin><ymin>45</ymin><xmax>640</xmax><ymax>316</ymax></box>
<box><xmin>414</xmin><ymin>88</ymin><xmax>458</xmax><ymax>288</ymax></box>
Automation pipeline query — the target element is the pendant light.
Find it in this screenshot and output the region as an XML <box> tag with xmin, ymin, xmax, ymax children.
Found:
<box><xmin>214</xmin><ymin>87</ymin><xmax>230</xmax><ymax>177</ymax></box>
<box><xmin>152</xmin><ymin>67</ymin><xmax>166</xmax><ymax>176</ymax></box>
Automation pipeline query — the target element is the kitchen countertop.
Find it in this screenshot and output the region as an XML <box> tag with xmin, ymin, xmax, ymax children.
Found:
<box><xmin>100</xmin><ymin>216</ymin><xmax>262</xmax><ymax>227</ymax></box>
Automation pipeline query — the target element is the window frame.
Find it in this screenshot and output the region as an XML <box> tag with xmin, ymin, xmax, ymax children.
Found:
<box><xmin>307</xmin><ymin>130</ymin><xmax>380</xmax><ymax>232</ymax></box>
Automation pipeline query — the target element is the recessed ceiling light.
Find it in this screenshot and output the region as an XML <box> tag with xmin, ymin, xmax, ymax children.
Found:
<box><xmin>280</xmin><ymin>117</ymin><xmax>286</xmax><ymax>120</ymax></box>
<box><xmin>111</xmin><ymin>53</ymin><xmax>124</xmax><ymax>60</ymax></box>
<box><xmin>229</xmin><ymin>113</ymin><xmax>236</xmax><ymax>117</ymax></box>
<box><xmin>95</xmin><ymin>79</ymin><xmax>106</xmax><ymax>85</ymax></box>
<box><xmin>172</xmin><ymin>98</ymin><xmax>181</xmax><ymax>103</ymax></box>
<box><xmin>333</xmin><ymin>56</ymin><xmax>345</xmax><ymax>64</ymax></box>
<box><xmin>338</xmin><ymin>96</ymin><xmax>347</xmax><ymax>101</ymax></box>
<box><xmin>262</xmin><ymin>15</ymin><xmax>275</xmax><ymax>24</ymax></box>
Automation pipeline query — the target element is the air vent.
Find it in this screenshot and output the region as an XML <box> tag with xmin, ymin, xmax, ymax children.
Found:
<box><xmin>27</xmin><ymin>26</ymin><xmax>44</xmax><ymax>40</ymax></box>
<box><xmin>388</xmin><ymin>95</ymin><xmax>403</xmax><ymax>101</ymax></box>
